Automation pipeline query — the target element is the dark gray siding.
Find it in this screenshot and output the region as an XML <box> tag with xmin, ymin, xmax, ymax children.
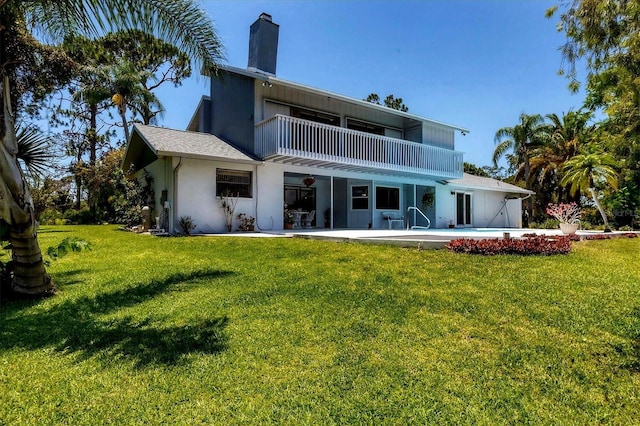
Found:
<box><xmin>210</xmin><ymin>72</ymin><xmax>256</xmax><ymax>154</ymax></box>
<box><xmin>200</xmin><ymin>99</ymin><xmax>212</xmax><ymax>134</ymax></box>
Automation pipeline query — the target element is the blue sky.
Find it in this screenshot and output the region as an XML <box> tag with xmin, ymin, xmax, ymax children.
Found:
<box><xmin>155</xmin><ymin>0</ymin><xmax>585</xmax><ymax>168</ymax></box>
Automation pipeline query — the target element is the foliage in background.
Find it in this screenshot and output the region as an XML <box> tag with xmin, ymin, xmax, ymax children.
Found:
<box><xmin>364</xmin><ymin>93</ymin><xmax>409</xmax><ymax>112</ymax></box>
<box><xmin>548</xmin><ymin>0</ymin><xmax>640</xmax><ymax>226</ymax></box>
<box><xmin>463</xmin><ymin>162</ymin><xmax>490</xmax><ymax>177</ymax></box>
<box><xmin>493</xmin><ymin>113</ymin><xmax>551</xmax><ymax>215</ymax></box>
<box><xmin>561</xmin><ymin>151</ymin><xmax>619</xmax><ymax>230</ymax></box>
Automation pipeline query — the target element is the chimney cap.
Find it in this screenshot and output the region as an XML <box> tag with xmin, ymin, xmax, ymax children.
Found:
<box><xmin>259</xmin><ymin>13</ymin><xmax>272</xmax><ymax>22</ymax></box>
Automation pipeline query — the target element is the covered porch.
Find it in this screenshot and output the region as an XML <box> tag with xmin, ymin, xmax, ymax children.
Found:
<box><xmin>283</xmin><ymin>171</ymin><xmax>437</xmax><ymax>230</ymax></box>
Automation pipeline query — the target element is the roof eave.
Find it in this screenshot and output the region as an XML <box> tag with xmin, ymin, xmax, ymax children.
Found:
<box><xmin>447</xmin><ymin>182</ymin><xmax>535</xmax><ymax>195</ymax></box>
<box><xmin>122</xmin><ymin>126</ymin><xmax>160</xmax><ymax>173</ymax></box>
<box><xmin>157</xmin><ymin>150</ymin><xmax>262</xmax><ymax>165</ymax></box>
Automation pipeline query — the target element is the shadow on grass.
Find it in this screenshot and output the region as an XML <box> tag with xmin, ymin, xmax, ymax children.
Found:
<box><xmin>620</xmin><ymin>306</ymin><xmax>640</xmax><ymax>373</ymax></box>
<box><xmin>38</xmin><ymin>229</ymin><xmax>73</xmax><ymax>234</ymax></box>
<box><xmin>0</xmin><ymin>269</ymin><xmax>231</xmax><ymax>367</ymax></box>
<box><xmin>50</xmin><ymin>269</ymin><xmax>90</xmax><ymax>286</ymax></box>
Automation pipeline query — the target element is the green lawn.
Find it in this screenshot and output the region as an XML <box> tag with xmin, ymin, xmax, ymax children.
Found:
<box><xmin>1</xmin><ymin>226</ymin><xmax>639</xmax><ymax>424</ymax></box>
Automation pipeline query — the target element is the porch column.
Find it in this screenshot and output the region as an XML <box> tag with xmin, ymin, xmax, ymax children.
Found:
<box><xmin>330</xmin><ymin>176</ymin><xmax>334</xmax><ymax>229</ymax></box>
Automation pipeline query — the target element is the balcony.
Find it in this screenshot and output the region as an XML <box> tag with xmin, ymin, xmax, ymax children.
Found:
<box><xmin>254</xmin><ymin>115</ymin><xmax>463</xmax><ymax>179</ymax></box>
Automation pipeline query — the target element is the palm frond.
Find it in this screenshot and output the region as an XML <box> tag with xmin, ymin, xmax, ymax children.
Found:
<box><xmin>16</xmin><ymin>124</ymin><xmax>55</xmax><ymax>178</ymax></box>
<box><xmin>25</xmin><ymin>0</ymin><xmax>225</xmax><ymax>77</ymax></box>
<box><xmin>492</xmin><ymin>139</ymin><xmax>513</xmax><ymax>166</ymax></box>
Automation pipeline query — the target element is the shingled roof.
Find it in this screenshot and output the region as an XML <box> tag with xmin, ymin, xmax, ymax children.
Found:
<box><xmin>123</xmin><ymin>125</ymin><xmax>260</xmax><ymax>172</ymax></box>
<box><xmin>447</xmin><ymin>173</ymin><xmax>534</xmax><ymax>195</ymax></box>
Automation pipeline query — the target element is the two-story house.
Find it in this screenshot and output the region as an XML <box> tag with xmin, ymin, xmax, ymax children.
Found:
<box><xmin>123</xmin><ymin>13</ymin><xmax>532</xmax><ymax>233</ymax></box>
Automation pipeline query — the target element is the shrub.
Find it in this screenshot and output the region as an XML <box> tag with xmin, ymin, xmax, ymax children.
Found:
<box><xmin>446</xmin><ymin>235</ymin><xmax>572</xmax><ymax>256</ymax></box>
<box><xmin>39</xmin><ymin>208</ymin><xmax>64</xmax><ymax>225</ymax></box>
<box><xmin>529</xmin><ymin>218</ymin><xmax>559</xmax><ymax>229</ymax></box>
<box><xmin>581</xmin><ymin>232</ymin><xmax>638</xmax><ymax>240</ymax></box>
<box><xmin>63</xmin><ymin>207</ymin><xmax>95</xmax><ymax>225</ymax></box>
<box><xmin>178</xmin><ymin>216</ymin><xmax>196</xmax><ymax>236</ymax></box>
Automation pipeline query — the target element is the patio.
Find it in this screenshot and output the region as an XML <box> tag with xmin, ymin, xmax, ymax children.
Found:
<box><xmin>267</xmin><ymin>227</ymin><xmax>628</xmax><ymax>249</ymax></box>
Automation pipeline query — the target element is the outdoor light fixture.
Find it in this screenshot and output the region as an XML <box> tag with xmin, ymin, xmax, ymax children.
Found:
<box><xmin>262</xmin><ymin>81</ymin><xmax>273</xmax><ymax>88</ymax></box>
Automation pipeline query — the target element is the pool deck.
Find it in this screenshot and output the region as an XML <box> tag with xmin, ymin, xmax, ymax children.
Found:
<box><xmin>199</xmin><ymin>227</ymin><xmax>635</xmax><ymax>249</ymax></box>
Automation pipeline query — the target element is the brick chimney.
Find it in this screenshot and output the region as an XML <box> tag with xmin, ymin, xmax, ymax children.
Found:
<box><xmin>248</xmin><ymin>13</ymin><xmax>279</xmax><ymax>75</ymax></box>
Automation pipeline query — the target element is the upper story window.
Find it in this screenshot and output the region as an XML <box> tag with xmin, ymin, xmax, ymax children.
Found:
<box><xmin>216</xmin><ymin>169</ymin><xmax>252</xmax><ymax>198</ymax></box>
<box><xmin>346</xmin><ymin>118</ymin><xmax>385</xmax><ymax>136</ymax></box>
<box><xmin>291</xmin><ymin>107</ymin><xmax>340</xmax><ymax>126</ymax></box>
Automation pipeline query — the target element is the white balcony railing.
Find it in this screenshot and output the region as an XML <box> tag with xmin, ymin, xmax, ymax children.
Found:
<box><xmin>255</xmin><ymin>115</ymin><xmax>463</xmax><ymax>179</ymax></box>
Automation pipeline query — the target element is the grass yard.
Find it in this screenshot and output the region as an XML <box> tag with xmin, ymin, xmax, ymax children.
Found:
<box><xmin>1</xmin><ymin>225</ymin><xmax>639</xmax><ymax>424</ymax></box>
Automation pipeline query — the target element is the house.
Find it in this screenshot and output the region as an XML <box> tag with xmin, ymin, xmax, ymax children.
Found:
<box><xmin>123</xmin><ymin>13</ymin><xmax>533</xmax><ymax>234</ymax></box>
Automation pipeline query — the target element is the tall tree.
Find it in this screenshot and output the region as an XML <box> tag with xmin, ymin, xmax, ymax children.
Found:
<box><xmin>59</xmin><ymin>29</ymin><xmax>186</xmax><ymax>213</ymax></box>
<box><xmin>463</xmin><ymin>162</ymin><xmax>490</xmax><ymax>177</ymax></box>
<box><xmin>64</xmin><ymin>29</ymin><xmax>191</xmax><ymax>129</ymax></box>
<box><xmin>0</xmin><ymin>0</ymin><xmax>223</xmax><ymax>296</ymax></box>
<box><xmin>365</xmin><ymin>93</ymin><xmax>409</xmax><ymax>112</ymax></box>
<box><xmin>548</xmin><ymin>0</ymin><xmax>638</xmax><ymax>212</ymax></box>
<box><xmin>493</xmin><ymin>113</ymin><xmax>550</xmax><ymax>214</ymax></box>
<box><xmin>529</xmin><ymin>110</ymin><xmax>592</xmax><ymax>203</ymax></box>
<box><xmin>560</xmin><ymin>151</ymin><xmax>619</xmax><ymax>231</ymax></box>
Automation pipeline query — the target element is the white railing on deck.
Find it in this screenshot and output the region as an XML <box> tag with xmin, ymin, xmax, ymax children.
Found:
<box><xmin>255</xmin><ymin>114</ymin><xmax>463</xmax><ymax>178</ymax></box>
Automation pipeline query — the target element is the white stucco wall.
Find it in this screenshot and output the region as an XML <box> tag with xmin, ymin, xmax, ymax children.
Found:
<box><xmin>505</xmin><ymin>198</ymin><xmax>523</xmax><ymax>228</ymax></box>
<box><xmin>435</xmin><ymin>185</ymin><xmax>456</xmax><ymax>228</ymax></box>
<box><xmin>473</xmin><ymin>190</ymin><xmax>507</xmax><ymax>227</ymax></box>
<box><xmin>437</xmin><ymin>186</ymin><xmax>525</xmax><ymax>229</ymax></box>
<box><xmin>471</xmin><ymin>191</ymin><xmax>523</xmax><ymax>228</ymax></box>
<box><xmin>160</xmin><ymin>155</ymin><xmax>525</xmax><ymax>232</ymax></box>
<box><xmin>256</xmin><ymin>163</ymin><xmax>284</xmax><ymax>230</ymax></box>
<box><xmin>175</xmin><ymin>158</ymin><xmax>257</xmax><ymax>233</ymax></box>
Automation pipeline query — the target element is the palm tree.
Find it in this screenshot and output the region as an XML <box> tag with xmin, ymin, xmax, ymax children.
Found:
<box><xmin>110</xmin><ymin>60</ymin><xmax>162</xmax><ymax>141</ymax></box>
<box><xmin>493</xmin><ymin>113</ymin><xmax>551</xmax><ymax>214</ymax></box>
<box><xmin>1</xmin><ymin>0</ymin><xmax>223</xmax><ymax>296</ymax></box>
<box><xmin>560</xmin><ymin>152</ymin><xmax>619</xmax><ymax>231</ymax></box>
<box><xmin>16</xmin><ymin>124</ymin><xmax>55</xmax><ymax>179</ymax></box>
<box><xmin>529</xmin><ymin>110</ymin><xmax>592</xmax><ymax>203</ymax></box>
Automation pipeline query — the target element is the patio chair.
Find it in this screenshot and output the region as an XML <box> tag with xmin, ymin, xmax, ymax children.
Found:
<box><xmin>290</xmin><ymin>211</ymin><xmax>303</xmax><ymax>228</ymax></box>
<box><xmin>303</xmin><ymin>210</ymin><xmax>316</xmax><ymax>228</ymax></box>
<box><xmin>382</xmin><ymin>212</ymin><xmax>404</xmax><ymax>229</ymax></box>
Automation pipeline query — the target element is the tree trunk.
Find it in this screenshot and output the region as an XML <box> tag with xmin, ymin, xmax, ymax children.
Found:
<box><xmin>589</xmin><ymin>187</ymin><xmax>611</xmax><ymax>231</ymax></box>
<box><xmin>1</xmin><ymin>76</ymin><xmax>52</xmax><ymax>296</ymax></box>
<box><xmin>119</xmin><ymin>102</ymin><xmax>130</xmax><ymax>142</ymax></box>
<box><xmin>521</xmin><ymin>147</ymin><xmax>533</xmax><ymax>217</ymax></box>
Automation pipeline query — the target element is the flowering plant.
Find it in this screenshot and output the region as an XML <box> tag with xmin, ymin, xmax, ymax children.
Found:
<box><xmin>283</xmin><ymin>203</ymin><xmax>295</xmax><ymax>224</ymax></box>
<box><xmin>546</xmin><ymin>202</ymin><xmax>581</xmax><ymax>224</ymax></box>
<box><xmin>236</xmin><ymin>213</ymin><xmax>255</xmax><ymax>231</ymax></box>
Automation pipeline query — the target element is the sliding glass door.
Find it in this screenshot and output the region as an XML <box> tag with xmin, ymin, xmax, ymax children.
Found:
<box><xmin>456</xmin><ymin>192</ymin><xmax>472</xmax><ymax>227</ymax></box>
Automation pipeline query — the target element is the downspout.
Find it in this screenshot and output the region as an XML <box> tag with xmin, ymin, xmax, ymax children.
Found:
<box><xmin>172</xmin><ymin>157</ymin><xmax>183</xmax><ymax>234</ymax></box>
